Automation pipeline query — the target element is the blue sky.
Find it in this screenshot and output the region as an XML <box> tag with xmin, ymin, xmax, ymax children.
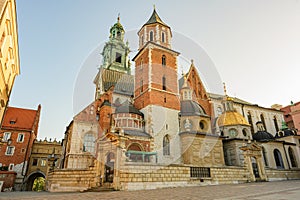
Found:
<box><xmin>12</xmin><ymin>0</ymin><xmax>300</xmax><ymax>140</ymax></box>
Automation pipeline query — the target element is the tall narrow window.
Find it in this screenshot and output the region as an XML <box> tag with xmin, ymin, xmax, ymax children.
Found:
<box><xmin>115</xmin><ymin>52</ymin><xmax>122</xmax><ymax>63</ymax></box>
<box><xmin>162</xmin><ymin>55</ymin><xmax>166</xmax><ymax>66</ymax></box>
<box><xmin>140</xmin><ymin>59</ymin><xmax>143</xmax><ymax>69</ymax></box>
<box><xmin>140</xmin><ymin>79</ymin><xmax>143</xmax><ymax>93</ymax></box>
<box><xmin>273</xmin><ymin>116</ymin><xmax>279</xmax><ymax>132</ymax></box>
<box><xmin>17</xmin><ymin>133</ymin><xmax>24</xmax><ymax>142</ymax></box>
<box><xmin>162</xmin><ymin>76</ymin><xmax>166</xmax><ymax>90</ymax></box>
<box><xmin>247</xmin><ymin>112</ymin><xmax>254</xmax><ymax>134</ymax></box>
<box><xmin>162</xmin><ymin>32</ymin><xmax>165</xmax><ymax>43</ymax></box>
<box><xmin>5</xmin><ymin>146</ymin><xmax>15</xmax><ymax>156</ymax></box>
<box><xmin>274</xmin><ymin>149</ymin><xmax>284</xmax><ymax>169</ymax></box>
<box><xmin>32</xmin><ymin>158</ymin><xmax>38</xmax><ymax>166</ymax></box>
<box><xmin>288</xmin><ymin>147</ymin><xmax>297</xmax><ymax>168</ymax></box>
<box><xmin>3</xmin><ymin>132</ymin><xmax>11</xmax><ymax>141</ymax></box>
<box><xmin>150</xmin><ymin>31</ymin><xmax>153</xmax><ymax>41</ymax></box>
<box><xmin>163</xmin><ymin>135</ymin><xmax>170</xmax><ymax>155</ymax></box>
<box><xmin>117</xmin><ymin>31</ymin><xmax>121</xmax><ymax>39</ymax></box>
<box><xmin>83</xmin><ymin>133</ymin><xmax>95</xmax><ymax>153</ymax></box>
<box><xmin>260</xmin><ymin>114</ymin><xmax>267</xmax><ymax>131</ymax></box>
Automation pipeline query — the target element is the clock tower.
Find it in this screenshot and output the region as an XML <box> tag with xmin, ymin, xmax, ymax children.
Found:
<box><xmin>133</xmin><ymin>8</ymin><xmax>181</xmax><ymax>164</ymax></box>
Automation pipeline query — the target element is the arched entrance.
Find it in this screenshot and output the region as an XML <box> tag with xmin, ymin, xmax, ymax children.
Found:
<box><xmin>25</xmin><ymin>171</ymin><xmax>46</xmax><ymax>191</ymax></box>
<box><xmin>105</xmin><ymin>152</ymin><xmax>115</xmax><ymax>183</ymax></box>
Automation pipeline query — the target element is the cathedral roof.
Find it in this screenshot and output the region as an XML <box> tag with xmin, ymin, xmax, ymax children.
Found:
<box><xmin>115</xmin><ymin>100</ymin><xmax>144</xmax><ymax>116</ymax></box>
<box><xmin>124</xmin><ymin>130</ymin><xmax>151</xmax><ymax>138</ymax></box>
<box><xmin>217</xmin><ymin>111</ymin><xmax>250</xmax><ymax>127</ymax></box>
<box><xmin>180</xmin><ymin>100</ymin><xmax>207</xmax><ymax>116</ymax></box>
<box><xmin>110</xmin><ymin>16</ymin><xmax>124</xmax><ymax>33</ymax></box>
<box><xmin>101</xmin><ymin>68</ymin><xmax>134</xmax><ymax>95</ymax></box>
<box><xmin>275</xmin><ymin>129</ymin><xmax>296</xmax><ymax>138</ymax></box>
<box><xmin>253</xmin><ymin>131</ymin><xmax>274</xmax><ymax>142</ymax></box>
<box><xmin>143</xmin><ymin>8</ymin><xmax>169</xmax><ymax>27</ymax></box>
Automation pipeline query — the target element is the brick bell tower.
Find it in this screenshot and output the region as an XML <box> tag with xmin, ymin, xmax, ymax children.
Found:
<box><xmin>132</xmin><ymin>7</ymin><xmax>181</xmax><ymax>164</ymax></box>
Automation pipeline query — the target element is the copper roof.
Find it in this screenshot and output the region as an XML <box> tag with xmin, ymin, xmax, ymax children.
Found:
<box><xmin>144</xmin><ymin>8</ymin><xmax>169</xmax><ymax>27</ymax></box>
<box><xmin>2</xmin><ymin>105</ymin><xmax>41</xmax><ymax>130</ymax></box>
<box><xmin>101</xmin><ymin>68</ymin><xmax>134</xmax><ymax>95</ymax></box>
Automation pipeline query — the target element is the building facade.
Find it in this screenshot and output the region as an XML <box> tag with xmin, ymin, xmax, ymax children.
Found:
<box><xmin>0</xmin><ymin>105</ymin><xmax>41</xmax><ymax>190</ymax></box>
<box><xmin>24</xmin><ymin>138</ymin><xmax>61</xmax><ymax>191</ymax></box>
<box><xmin>47</xmin><ymin>8</ymin><xmax>300</xmax><ymax>192</ymax></box>
<box><xmin>281</xmin><ymin>102</ymin><xmax>300</xmax><ymax>135</ymax></box>
<box><xmin>0</xmin><ymin>0</ymin><xmax>20</xmax><ymax>126</ymax></box>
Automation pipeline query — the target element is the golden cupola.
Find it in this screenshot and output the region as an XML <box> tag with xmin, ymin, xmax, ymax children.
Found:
<box><xmin>217</xmin><ymin>83</ymin><xmax>250</xmax><ymax>127</ymax></box>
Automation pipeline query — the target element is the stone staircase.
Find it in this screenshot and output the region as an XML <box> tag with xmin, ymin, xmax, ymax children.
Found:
<box><xmin>84</xmin><ymin>182</ymin><xmax>115</xmax><ymax>192</ymax></box>
<box><xmin>47</xmin><ymin>169</ymin><xmax>97</xmax><ymax>192</ymax></box>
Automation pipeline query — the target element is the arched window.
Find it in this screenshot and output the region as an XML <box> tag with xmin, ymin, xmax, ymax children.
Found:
<box><xmin>163</xmin><ymin>135</ymin><xmax>170</xmax><ymax>156</ymax></box>
<box><xmin>288</xmin><ymin>147</ymin><xmax>298</xmax><ymax>168</ymax></box>
<box><xmin>247</xmin><ymin>112</ymin><xmax>254</xmax><ymax>134</ymax></box>
<box><xmin>140</xmin><ymin>59</ymin><xmax>143</xmax><ymax>69</ymax></box>
<box><xmin>260</xmin><ymin>114</ymin><xmax>267</xmax><ymax>131</ymax></box>
<box><xmin>273</xmin><ymin>149</ymin><xmax>284</xmax><ymax>169</ymax></box>
<box><xmin>128</xmin><ymin>143</ymin><xmax>142</xmax><ymax>151</ymax></box>
<box><xmin>162</xmin><ymin>76</ymin><xmax>166</xmax><ymax>90</ymax></box>
<box><xmin>162</xmin><ymin>55</ymin><xmax>166</xmax><ymax>66</ymax></box>
<box><xmin>273</xmin><ymin>116</ymin><xmax>279</xmax><ymax>132</ymax></box>
<box><xmin>262</xmin><ymin>146</ymin><xmax>268</xmax><ymax>167</ymax></box>
<box><xmin>117</xmin><ymin>31</ymin><xmax>121</xmax><ymax>39</ymax></box>
<box><xmin>149</xmin><ymin>31</ymin><xmax>153</xmax><ymax>41</ymax></box>
<box><xmin>83</xmin><ymin>133</ymin><xmax>95</xmax><ymax>153</ymax></box>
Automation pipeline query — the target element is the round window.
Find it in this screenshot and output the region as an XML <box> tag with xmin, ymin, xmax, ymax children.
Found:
<box><xmin>229</xmin><ymin>129</ymin><xmax>238</xmax><ymax>137</ymax></box>
<box><xmin>199</xmin><ymin>120</ymin><xmax>206</xmax><ymax>130</ymax></box>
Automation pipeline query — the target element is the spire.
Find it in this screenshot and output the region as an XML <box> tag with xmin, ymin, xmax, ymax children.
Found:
<box><xmin>144</xmin><ymin>7</ymin><xmax>168</xmax><ymax>27</ymax></box>
<box><xmin>223</xmin><ymin>82</ymin><xmax>227</xmax><ymax>97</ymax></box>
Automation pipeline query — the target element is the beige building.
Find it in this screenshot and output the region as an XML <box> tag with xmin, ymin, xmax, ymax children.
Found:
<box><xmin>24</xmin><ymin>138</ymin><xmax>61</xmax><ymax>191</ymax></box>
<box><xmin>0</xmin><ymin>0</ymin><xmax>20</xmax><ymax>126</ymax></box>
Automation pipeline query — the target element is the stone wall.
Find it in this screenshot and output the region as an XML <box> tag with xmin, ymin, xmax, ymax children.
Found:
<box><xmin>266</xmin><ymin>168</ymin><xmax>300</xmax><ymax>181</ymax></box>
<box><xmin>210</xmin><ymin>166</ymin><xmax>248</xmax><ymax>184</ymax></box>
<box><xmin>47</xmin><ymin>168</ymin><xmax>97</xmax><ymax>192</ymax></box>
<box><xmin>118</xmin><ymin>163</ymin><xmax>249</xmax><ymax>191</ymax></box>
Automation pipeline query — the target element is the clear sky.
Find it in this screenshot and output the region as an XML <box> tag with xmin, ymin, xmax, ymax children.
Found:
<box><xmin>12</xmin><ymin>0</ymin><xmax>300</xmax><ymax>140</ymax></box>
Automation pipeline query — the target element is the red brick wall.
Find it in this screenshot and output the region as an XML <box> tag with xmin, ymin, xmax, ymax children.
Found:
<box><xmin>0</xmin><ymin>130</ymin><xmax>35</xmax><ymax>168</ymax></box>
<box><xmin>0</xmin><ymin>171</ymin><xmax>16</xmax><ymax>191</ymax></box>
<box><xmin>134</xmin><ymin>46</ymin><xmax>180</xmax><ymax>111</ymax></box>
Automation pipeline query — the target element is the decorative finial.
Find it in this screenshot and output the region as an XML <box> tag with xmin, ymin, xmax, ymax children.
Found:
<box><xmin>117</xmin><ymin>13</ymin><xmax>120</xmax><ymax>22</ymax></box>
<box><xmin>223</xmin><ymin>82</ymin><xmax>227</xmax><ymax>96</ymax></box>
<box><xmin>191</xmin><ymin>59</ymin><xmax>194</xmax><ymax>65</ymax></box>
<box><xmin>153</xmin><ymin>4</ymin><xmax>156</xmax><ymax>10</ymax></box>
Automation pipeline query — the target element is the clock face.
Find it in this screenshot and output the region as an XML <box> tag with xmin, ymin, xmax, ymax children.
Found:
<box><xmin>229</xmin><ymin>129</ymin><xmax>238</xmax><ymax>137</ymax></box>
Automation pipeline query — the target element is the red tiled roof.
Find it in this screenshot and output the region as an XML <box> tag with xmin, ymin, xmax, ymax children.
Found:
<box><xmin>1</xmin><ymin>105</ymin><xmax>41</xmax><ymax>130</ymax></box>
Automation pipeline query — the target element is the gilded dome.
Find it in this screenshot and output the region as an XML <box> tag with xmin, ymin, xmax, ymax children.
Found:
<box><xmin>217</xmin><ymin>111</ymin><xmax>250</xmax><ymax>127</ymax></box>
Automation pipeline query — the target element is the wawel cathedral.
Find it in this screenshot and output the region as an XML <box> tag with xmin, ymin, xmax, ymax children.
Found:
<box><xmin>47</xmin><ymin>8</ymin><xmax>300</xmax><ymax>192</ymax></box>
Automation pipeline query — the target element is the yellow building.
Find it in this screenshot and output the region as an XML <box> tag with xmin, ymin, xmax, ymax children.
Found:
<box><xmin>0</xmin><ymin>0</ymin><xmax>20</xmax><ymax>126</ymax></box>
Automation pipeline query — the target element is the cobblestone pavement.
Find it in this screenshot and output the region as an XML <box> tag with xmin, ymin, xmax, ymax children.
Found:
<box><xmin>1</xmin><ymin>180</ymin><xmax>300</xmax><ymax>200</ymax></box>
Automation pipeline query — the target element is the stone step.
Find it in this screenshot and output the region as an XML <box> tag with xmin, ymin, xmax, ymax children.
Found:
<box><xmin>84</xmin><ymin>186</ymin><xmax>115</xmax><ymax>192</ymax></box>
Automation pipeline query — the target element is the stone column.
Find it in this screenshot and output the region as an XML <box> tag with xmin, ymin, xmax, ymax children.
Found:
<box><xmin>256</xmin><ymin>156</ymin><xmax>267</xmax><ymax>181</ymax></box>
<box><xmin>244</xmin><ymin>154</ymin><xmax>255</xmax><ymax>182</ymax></box>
